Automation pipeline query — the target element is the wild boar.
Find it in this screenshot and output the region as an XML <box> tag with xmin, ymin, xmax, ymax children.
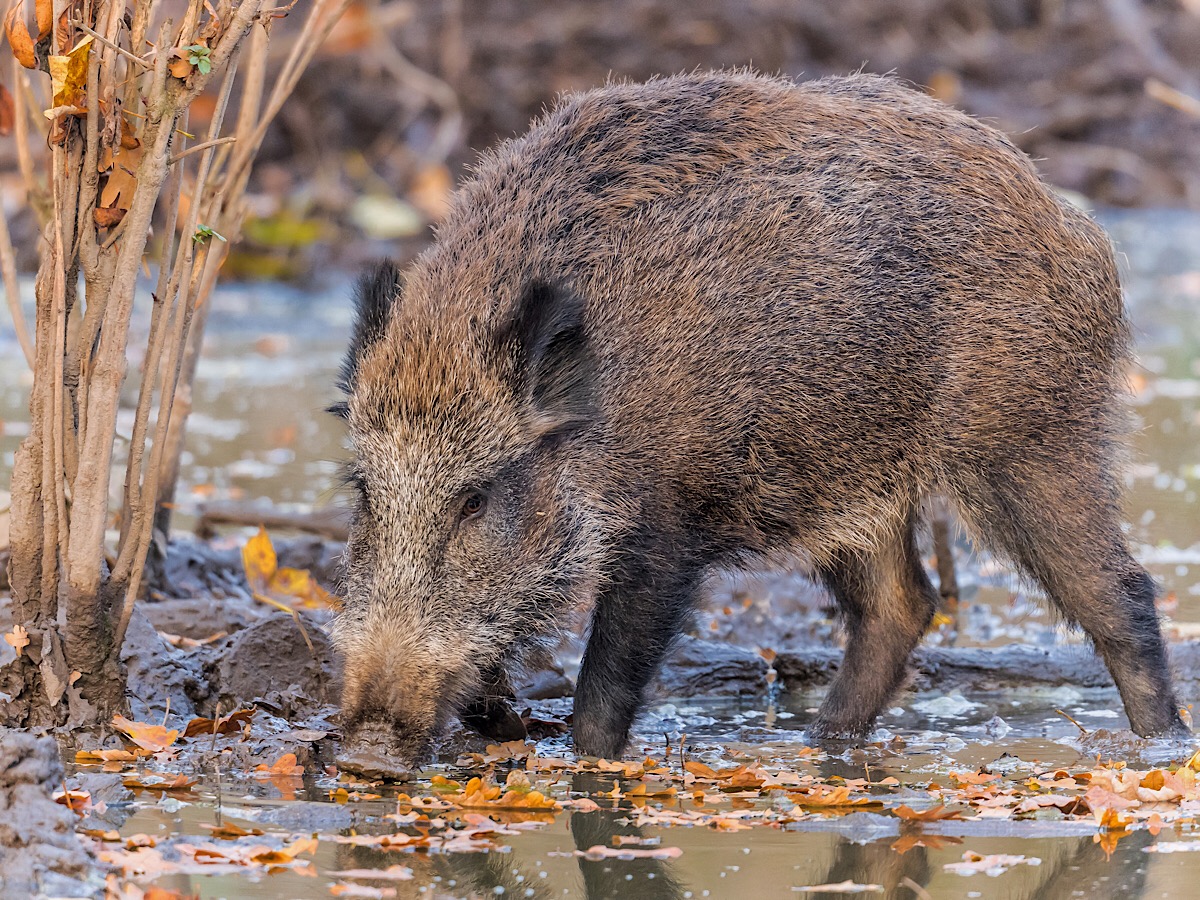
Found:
<box><xmin>331</xmin><ymin>70</ymin><xmax>1187</xmax><ymax>777</ymax></box>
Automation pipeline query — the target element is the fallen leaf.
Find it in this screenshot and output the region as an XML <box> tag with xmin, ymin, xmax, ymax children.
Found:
<box><xmin>242</xmin><ymin>526</ymin><xmax>277</xmax><ymax>590</ymax></box>
<box><xmin>893</xmin><ymin>803</ymin><xmax>964</xmax><ymax>822</ymax></box>
<box><xmin>4</xmin><ymin>5</ymin><xmax>35</xmax><ymax>69</ymax></box>
<box><xmin>76</xmin><ymin>747</ymin><xmax>141</xmax><ymax>763</ymax></box>
<box><xmin>4</xmin><ymin>624</ymin><xmax>30</xmax><ymax>652</ymax></box>
<box><xmin>183</xmin><ymin>706</ymin><xmax>255</xmax><ymax>738</ymax></box>
<box><xmin>122</xmin><ymin>773</ymin><xmax>197</xmax><ymax>793</ymax></box>
<box><xmin>201</xmin><ymin>822</ymin><xmax>264</xmax><ymax>839</ymax></box>
<box><xmin>242</xmin><ymin>527</ymin><xmax>340</xmax><ymax>608</ymax></box>
<box><xmin>256</xmin><ymin>752</ymin><xmax>304</xmax><ymax>775</ymax></box>
<box><xmin>53</xmin><ymin>788</ymin><xmax>90</xmax><ymax>812</ymax></box>
<box><xmin>111</xmin><ymin>714</ymin><xmax>180</xmax><ymax>754</ymax></box>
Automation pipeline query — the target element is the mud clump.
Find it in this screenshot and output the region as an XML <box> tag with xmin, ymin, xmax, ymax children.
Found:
<box><xmin>203</xmin><ymin>614</ymin><xmax>341</xmax><ymax>719</ymax></box>
<box><xmin>0</xmin><ymin>728</ymin><xmax>99</xmax><ymax>898</ymax></box>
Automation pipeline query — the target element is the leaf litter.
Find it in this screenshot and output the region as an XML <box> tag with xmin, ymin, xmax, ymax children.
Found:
<box><xmin>74</xmin><ymin>700</ymin><xmax>1200</xmax><ymax>898</ymax></box>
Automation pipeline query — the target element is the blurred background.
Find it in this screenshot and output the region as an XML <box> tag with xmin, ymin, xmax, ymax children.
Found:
<box><xmin>3</xmin><ymin>0</ymin><xmax>1200</xmax><ymax>278</ymax></box>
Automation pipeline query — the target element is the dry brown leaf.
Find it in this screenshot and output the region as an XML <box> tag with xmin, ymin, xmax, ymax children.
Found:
<box><xmin>53</xmin><ymin>788</ymin><xmax>90</xmax><ymax>812</ymax></box>
<box><xmin>111</xmin><ymin>714</ymin><xmax>180</xmax><ymax>754</ymax></box>
<box><xmin>76</xmin><ymin>747</ymin><xmax>141</xmax><ymax>763</ymax></box>
<box><xmin>4</xmin><ymin>4</ymin><xmax>35</xmax><ymax>69</ymax></box>
<box><xmin>48</xmin><ymin>36</ymin><xmax>91</xmax><ymax>110</ymax></box>
<box><xmin>0</xmin><ymin>81</ymin><xmax>13</xmax><ymax>135</ymax></box>
<box><xmin>4</xmin><ymin>624</ymin><xmax>30</xmax><ymax>652</ymax></box>
<box><xmin>893</xmin><ymin>803</ymin><xmax>964</xmax><ymax>822</ymax></box>
<box><xmin>168</xmin><ymin>54</ymin><xmax>192</xmax><ymax>80</ymax></box>
<box><xmin>242</xmin><ymin>527</ymin><xmax>341</xmax><ymax>609</ymax></box>
<box><xmin>256</xmin><ymin>752</ymin><xmax>304</xmax><ymax>775</ymax></box>
<box><xmin>94</xmin><ymin>206</ymin><xmax>126</xmax><ymax>228</ymax></box>
<box><xmin>201</xmin><ymin>821</ymin><xmax>264</xmax><ymax>839</ymax></box>
<box><xmin>183</xmin><ymin>706</ymin><xmax>255</xmax><ymax>738</ymax></box>
<box><xmin>122</xmin><ymin>773</ymin><xmax>197</xmax><ymax>793</ymax></box>
<box><xmin>33</xmin><ymin>0</ymin><xmax>48</xmax><ymax>39</ymax></box>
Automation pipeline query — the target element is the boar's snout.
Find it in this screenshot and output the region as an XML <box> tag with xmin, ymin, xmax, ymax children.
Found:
<box><xmin>336</xmin><ymin>721</ymin><xmax>419</xmax><ymax>781</ymax></box>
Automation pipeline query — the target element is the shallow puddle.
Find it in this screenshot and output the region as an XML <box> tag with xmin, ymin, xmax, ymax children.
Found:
<box><xmin>75</xmin><ymin>688</ymin><xmax>1200</xmax><ymax>899</ymax></box>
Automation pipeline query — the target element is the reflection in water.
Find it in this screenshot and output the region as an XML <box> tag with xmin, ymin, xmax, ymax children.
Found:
<box><xmin>570</xmin><ymin>774</ymin><xmax>686</xmax><ymax>900</ymax></box>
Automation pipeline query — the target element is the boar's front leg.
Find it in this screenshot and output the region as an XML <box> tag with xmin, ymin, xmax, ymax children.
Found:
<box><xmin>573</xmin><ymin>551</ymin><xmax>700</xmax><ymax>758</ymax></box>
<box><xmin>459</xmin><ymin>664</ymin><xmax>527</xmax><ymax>742</ymax></box>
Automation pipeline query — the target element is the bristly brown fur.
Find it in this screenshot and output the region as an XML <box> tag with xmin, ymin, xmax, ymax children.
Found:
<box><xmin>332</xmin><ymin>70</ymin><xmax>1185</xmax><ymax>771</ymax></box>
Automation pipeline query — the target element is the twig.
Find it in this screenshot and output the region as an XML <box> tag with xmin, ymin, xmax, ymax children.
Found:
<box><xmin>74</xmin><ymin>22</ymin><xmax>153</xmax><ymax>70</ymax></box>
<box><xmin>1146</xmin><ymin>78</ymin><xmax>1200</xmax><ymax>119</ymax></box>
<box><xmin>1055</xmin><ymin>708</ymin><xmax>1090</xmax><ymax>735</ymax></box>
<box><xmin>169</xmin><ymin>136</ymin><xmax>237</xmax><ymax>164</ymax></box>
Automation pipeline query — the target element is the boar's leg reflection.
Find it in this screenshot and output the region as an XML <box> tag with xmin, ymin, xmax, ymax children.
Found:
<box><xmin>574</xmin><ymin>547</ymin><xmax>702</xmax><ymax>758</ymax></box>
<box><xmin>570</xmin><ymin>773</ymin><xmax>684</xmax><ymax>900</ymax></box>
<box><xmin>459</xmin><ymin>664</ymin><xmax>527</xmax><ymax>742</ymax></box>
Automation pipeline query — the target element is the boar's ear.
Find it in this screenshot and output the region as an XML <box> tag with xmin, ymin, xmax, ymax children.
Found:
<box><xmin>332</xmin><ymin>260</ymin><xmax>403</xmax><ymax>417</ymax></box>
<box><xmin>497</xmin><ymin>279</ymin><xmax>597</xmax><ymax>434</ymax></box>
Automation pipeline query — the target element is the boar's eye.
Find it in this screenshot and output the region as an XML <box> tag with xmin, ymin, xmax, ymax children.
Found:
<box><xmin>460</xmin><ymin>491</ymin><xmax>488</xmax><ymax>521</ymax></box>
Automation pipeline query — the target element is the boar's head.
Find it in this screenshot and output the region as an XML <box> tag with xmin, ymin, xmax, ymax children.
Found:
<box><xmin>330</xmin><ymin>260</ymin><xmax>604</xmax><ymax>778</ymax></box>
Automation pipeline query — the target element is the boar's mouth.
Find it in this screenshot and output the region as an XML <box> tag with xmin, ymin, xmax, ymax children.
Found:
<box><xmin>336</xmin><ymin>721</ymin><xmax>429</xmax><ymax>782</ymax></box>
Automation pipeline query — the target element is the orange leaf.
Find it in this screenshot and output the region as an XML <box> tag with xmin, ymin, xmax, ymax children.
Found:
<box><xmin>183</xmin><ymin>706</ymin><xmax>255</xmax><ymax>738</ymax></box>
<box><xmin>168</xmin><ymin>54</ymin><xmax>192</xmax><ymax>79</ymax></box>
<box><xmin>94</xmin><ymin>206</ymin><xmax>126</xmax><ymax>228</ymax></box>
<box><xmin>893</xmin><ymin>803</ymin><xmax>964</xmax><ymax>822</ymax></box>
<box><xmin>122</xmin><ymin>773</ymin><xmax>197</xmax><ymax>793</ymax></box>
<box><xmin>111</xmin><ymin>714</ymin><xmax>180</xmax><ymax>753</ymax></box>
<box><xmin>0</xmin><ymin>82</ymin><xmax>13</xmax><ymax>136</ymax></box>
<box><xmin>256</xmin><ymin>752</ymin><xmax>304</xmax><ymax>775</ymax></box>
<box><xmin>683</xmin><ymin>760</ymin><xmax>719</xmax><ymax>779</ymax></box>
<box><xmin>4</xmin><ymin>624</ymin><xmax>30</xmax><ymax>652</ymax></box>
<box><xmin>242</xmin><ymin>526</ymin><xmax>277</xmax><ymax>591</ymax></box>
<box><xmin>76</xmin><ymin>747</ymin><xmax>141</xmax><ymax>763</ymax></box>
<box><xmin>4</xmin><ymin>5</ymin><xmax>36</xmax><ymax>69</ymax></box>
<box><xmin>33</xmin><ymin>0</ymin><xmax>48</xmax><ymax>39</ymax></box>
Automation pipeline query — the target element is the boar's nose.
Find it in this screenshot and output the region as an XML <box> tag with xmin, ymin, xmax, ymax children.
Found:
<box><xmin>336</xmin><ymin>722</ymin><xmax>419</xmax><ymax>782</ymax></box>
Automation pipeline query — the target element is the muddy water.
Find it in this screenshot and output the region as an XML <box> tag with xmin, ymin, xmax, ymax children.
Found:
<box><xmin>4</xmin><ymin>209</ymin><xmax>1200</xmax><ymax>897</ymax></box>
<box><xmin>74</xmin><ymin>690</ymin><xmax>1200</xmax><ymax>899</ymax></box>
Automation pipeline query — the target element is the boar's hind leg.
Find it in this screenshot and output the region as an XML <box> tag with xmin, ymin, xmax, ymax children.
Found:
<box><xmin>573</xmin><ymin>555</ymin><xmax>701</xmax><ymax>758</ymax></box>
<box><xmin>968</xmin><ymin>464</ymin><xmax>1186</xmax><ymax>738</ymax></box>
<box><xmin>810</xmin><ymin>521</ymin><xmax>939</xmax><ymax>741</ymax></box>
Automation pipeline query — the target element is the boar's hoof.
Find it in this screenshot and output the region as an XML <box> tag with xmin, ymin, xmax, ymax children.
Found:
<box><xmin>460</xmin><ymin>697</ymin><xmax>528</xmax><ymax>743</ymax></box>
<box><xmin>336</xmin><ymin>725</ymin><xmax>419</xmax><ymax>782</ymax></box>
<box><xmin>805</xmin><ymin>719</ymin><xmax>872</xmax><ymax>746</ymax></box>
